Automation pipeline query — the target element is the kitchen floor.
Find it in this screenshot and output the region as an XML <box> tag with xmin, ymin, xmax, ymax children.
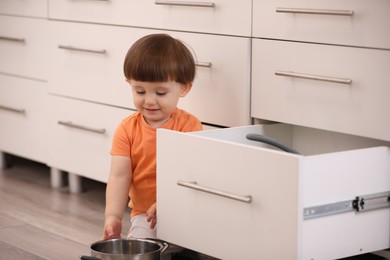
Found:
<box><xmin>0</xmin><ymin>155</ymin><xmax>389</xmax><ymax>260</ymax></box>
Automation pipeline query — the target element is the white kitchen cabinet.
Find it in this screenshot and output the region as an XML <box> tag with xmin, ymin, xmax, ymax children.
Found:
<box><xmin>251</xmin><ymin>39</ymin><xmax>390</xmax><ymax>141</ymax></box>
<box><xmin>48</xmin><ymin>0</ymin><xmax>252</xmax><ymax>37</ymax></box>
<box><xmin>0</xmin><ymin>0</ymin><xmax>47</xmax><ymax>18</ymax></box>
<box><xmin>253</xmin><ymin>0</ymin><xmax>390</xmax><ymax>49</ymax></box>
<box><xmin>0</xmin><ymin>15</ymin><xmax>48</xmax><ymax>80</ymax></box>
<box><xmin>157</xmin><ymin>124</ymin><xmax>390</xmax><ymax>260</ymax></box>
<box><xmin>46</xmin><ymin>95</ymin><xmax>134</xmax><ymax>183</ymax></box>
<box><xmin>0</xmin><ymin>75</ymin><xmax>48</xmax><ymax>164</ymax></box>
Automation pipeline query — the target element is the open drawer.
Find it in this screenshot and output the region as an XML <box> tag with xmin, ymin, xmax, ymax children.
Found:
<box><xmin>156</xmin><ymin>124</ymin><xmax>390</xmax><ymax>260</ymax></box>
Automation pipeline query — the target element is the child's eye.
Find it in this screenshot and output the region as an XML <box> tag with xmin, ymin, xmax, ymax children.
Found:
<box><xmin>156</xmin><ymin>92</ymin><xmax>167</xmax><ymax>96</ymax></box>
<box><xmin>136</xmin><ymin>91</ymin><xmax>145</xmax><ymax>95</ymax></box>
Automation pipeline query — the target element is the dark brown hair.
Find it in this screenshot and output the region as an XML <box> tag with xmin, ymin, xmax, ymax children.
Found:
<box><xmin>124</xmin><ymin>34</ymin><xmax>196</xmax><ymax>84</ymax></box>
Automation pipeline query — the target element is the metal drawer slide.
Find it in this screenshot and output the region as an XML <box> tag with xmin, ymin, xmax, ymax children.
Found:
<box><xmin>303</xmin><ymin>191</ymin><xmax>390</xmax><ymax>220</ymax></box>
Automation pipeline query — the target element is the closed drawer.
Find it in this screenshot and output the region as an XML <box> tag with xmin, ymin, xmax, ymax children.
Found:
<box><xmin>0</xmin><ymin>0</ymin><xmax>48</xmax><ymax>18</ymax></box>
<box><xmin>48</xmin><ymin>0</ymin><xmax>252</xmax><ymax>36</ymax></box>
<box><xmin>48</xmin><ymin>21</ymin><xmax>141</xmax><ymax>110</ymax></box>
<box><xmin>49</xmin><ymin>21</ymin><xmax>251</xmax><ymax>127</ymax></box>
<box><xmin>47</xmin><ymin>95</ymin><xmax>133</xmax><ymax>183</ymax></box>
<box><xmin>0</xmin><ymin>74</ymin><xmax>48</xmax><ymax>163</ymax></box>
<box><xmin>157</xmin><ymin>124</ymin><xmax>390</xmax><ymax>260</ymax></box>
<box><xmin>0</xmin><ymin>16</ymin><xmax>48</xmax><ymax>80</ymax></box>
<box><xmin>251</xmin><ymin>39</ymin><xmax>390</xmax><ymax>141</ymax></box>
<box><xmin>253</xmin><ymin>0</ymin><xmax>390</xmax><ymax>49</ymax></box>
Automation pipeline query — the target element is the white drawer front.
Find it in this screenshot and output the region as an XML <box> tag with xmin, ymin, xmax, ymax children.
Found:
<box><xmin>174</xmin><ymin>33</ymin><xmax>251</xmax><ymax>127</ymax></box>
<box><xmin>0</xmin><ymin>16</ymin><xmax>48</xmax><ymax>80</ymax></box>
<box><xmin>0</xmin><ymin>75</ymin><xmax>48</xmax><ymax>163</ymax></box>
<box><xmin>48</xmin><ymin>0</ymin><xmax>252</xmax><ymax>36</ymax></box>
<box><xmin>251</xmin><ymin>39</ymin><xmax>390</xmax><ymax>141</ymax></box>
<box><xmin>48</xmin><ymin>21</ymin><xmax>141</xmax><ymax>110</ymax></box>
<box><xmin>157</xmin><ymin>124</ymin><xmax>390</xmax><ymax>260</ymax></box>
<box><xmin>0</xmin><ymin>0</ymin><xmax>48</xmax><ymax>18</ymax></box>
<box><xmin>47</xmin><ymin>95</ymin><xmax>133</xmax><ymax>183</ymax></box>
<box><xmin>253</xmin><ymin>0</ymin><xmax>390</xmax><ymax>49</ymax></box>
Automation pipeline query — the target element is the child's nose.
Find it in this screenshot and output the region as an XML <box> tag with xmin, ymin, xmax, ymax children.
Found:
<box><xmin>145</xmin><ymin>94</ymin><xmax>157</xmax><ymax>105</ymax></box>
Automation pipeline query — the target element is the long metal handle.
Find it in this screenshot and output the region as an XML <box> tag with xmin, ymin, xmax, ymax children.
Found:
<box><xmin>276</xmin><ymin>7</ymin><xmax>353</xmax><ymax>16</ymax></box>
<box><xmin>0</xmin><ymin>105</ymin><xmax>26</xmax><ymax>114</ymax></box>
<box><xmin>275</xmin><ymin>71</ymin><xmax>352</xmax><ymax>85</ymax></box>
<box><xmin>0</xmin><ymin>36</ymin><xmax>25</xmax><ymax>43</ymax></box>
<box><xmin>177</xmin><ymin>180</ymin><xmax>252</xmax><ymax>203</ymax></box>
<box><xmin>58</xmin><ymin>45</ymin><xmax>107</xmax><ymax>55</ymax></box>
<box><xmin>58</xmin><ymin>121</ymin><xmax>106</xmax><ymax>134</ymax></box>
<box><xmin>195</xmin><ymin>61</ymin><xmax>212</xmax><ymax>68</ymax></box>
<box><xmin>155</xmin><ymin>1</ymin><xmax>215</xmax><ymax>8</ymax></box>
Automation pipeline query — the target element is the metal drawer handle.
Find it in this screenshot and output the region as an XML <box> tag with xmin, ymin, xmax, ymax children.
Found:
<box><xmin>195</xmin><ymin>61</ymin><xmax>212</xmax><ymax>68</ymax></box>
<box><xmin>0</xmin><ymin>36</ymin><xmax>26</xmax><ymax>43</ymax></box>
<box><xmin>58</xmin><ymin>121</ymin><xmax>106</xmax><ymax>134</ymax></box>
<box><xmin>177</xmin><ymin>180</ymin><xmax>252</xmax><ymax>203</ymax></box>
<box><xmin>58</xmin><ymin>45</ymin><xmax>107</xmax><ymax>55</ymax></box>
<box><xmin>0</xmin><ymin>105</ymin><xmax>26</xmax><ymax>114</ymax></box>
<box><xmin>276</xmin><ymin>7</ymin><xmax>353</xmax><ymax>16</ymax></box>
<box><xmin>275</xmin><ymin>71</ymin><xmax>352</xmax><ymax>85</ymax></box>
<box><xmin>155</xmin><ymin>1</ymin><xmax>215</xmax><ymax>8</ymax></box>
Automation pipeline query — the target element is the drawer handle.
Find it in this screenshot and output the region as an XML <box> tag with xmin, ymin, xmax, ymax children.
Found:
<box><xmin>0</xmin><ymin>105</ymin><xmax>26</xmax><ymax>114</ymax></box>
<box><xmin>275</xmin><ymin>71</ymin><xmax>352</xmax><ymax>85</ymax></box>
<box><xmin>0</xmin><ymin>36</ymin><xmax>26</xmax><ymax>43</ymax></box>
<box><xmin>276</xmin><ymin>7</ymin><xmax>353</xmax><ymax>16</ymax></box>
<box><xmin>58</xmin><ymin>121</ymin><xmax>106</xmax><ymax>134</ymax></box>
<box><xmin>58</xmin><ymin>45</ymin><xmax>107</xmax><ymax>55</ymax></box>
<box><xmin>177</xmin><ymin>180</ymin><xmax>252</xmax><ymax>203</ymax></box>
<box><xmin>155</xmin><ymin>1</ymin><xmax>215</xmax><ymax>8</ymax></box>
<box><xmin>195</xmin><ymin>61</ymin><xmax>212</xmax><ymax>68</ymax></box>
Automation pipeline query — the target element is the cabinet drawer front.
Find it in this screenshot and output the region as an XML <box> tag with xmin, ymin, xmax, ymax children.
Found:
<box><xmin>251</xmin><ymin>39</ymin><xmax>390</xmax><ymax>141</ymax></box>
<box><xmin>157</xmin><ymin>125</ymin><xmax>390</xmax><ymax>260</ymax></box>
<box><xmin>0</xmin><ymin>0</ymin><xmax>47</xmax><ymax>18</ymax></box>
<box><xmin>47</xmin><ymin>95</ymin><xmax>133</xmax><ymax>183</ymax></box>
<box><xmin>157</xmin><ymin>127</ymin><xmax>300</xmax><ymax>260</ymax></box>
<box><xmin>253</xmin><ymin>0</ymin><xmax>390</xmax><ymax>49</ymax></box>
<box><xmin>48</xmin><ymin>0</ymin><xmax>251</xmax><ymax>36</ymax></box>
<box><xmin>174</xmin><ymin>33</ymin><xmax>251</xmax><ymax>127</ymax></box>
<box><xmin>48</xmin><ymin>21</ymin><xmax>142</xmax><ymax>109</ymax></box>
<box><xmin>0</xmin><ymin>75</ymin><xmax>47</xmax><ymax>163</ymax></box>
<box><xmin>0</xmin><ymin>16</ymin><xmax>48</xmax><ymax>80</ymax></box>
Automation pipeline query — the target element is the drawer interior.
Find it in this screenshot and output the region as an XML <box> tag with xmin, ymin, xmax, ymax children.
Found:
<box><xmin>193</xmin><ymin>123</ymin><xmax>389</xmax><ymax>156</ymax></box>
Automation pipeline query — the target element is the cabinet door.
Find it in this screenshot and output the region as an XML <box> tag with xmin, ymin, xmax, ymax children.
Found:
<box><xmin>0</xmin><ymin>16</ymin><xmax>48</xmax><ymax>80</ymax></box>
<box><xmin>0</xmin><ymin>75</ymin><xmax>48</xmax><ymax>163</ymax></box>
<box><xmin>47</xmin><ymin>95</ymin><xmax>133</xmax><ymax>183</ymax></box>
<box><xmin>157</xmin><ymin>128</ymin><xmax>300</xmax><ymax>260</ymax></box>
<box><xmin>48</xmin><ymin>0</ymin><xmax>252</xmax><ymax>36</ymax></box>
<box><xmin>253</xmin><ymin>0</ymin><xmax>390</xmax><ymax>49</ymax></box>
<box><xmin>251</xmin><ymin>39</ymin><xmax>390</xmax><ymax>141</ymax></box>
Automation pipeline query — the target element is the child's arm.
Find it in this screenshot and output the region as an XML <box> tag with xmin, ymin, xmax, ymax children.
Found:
<box><xmin>103</xmin><ymin>155</ymin><xmax>132</xmax><ymax>240</ymax></box>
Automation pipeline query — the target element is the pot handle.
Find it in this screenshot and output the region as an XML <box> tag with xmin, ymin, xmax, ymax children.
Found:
<box><xmin>145</xmin><ymin>238</ymin><xmax>169</xmax><ymax>254</ymax></box>
<box><xmin>80</xmin><ymin>256</ymin><xmax>100</xmax><ymax>260</ymax></box>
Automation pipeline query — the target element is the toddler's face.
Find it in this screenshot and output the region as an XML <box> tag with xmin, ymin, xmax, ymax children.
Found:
<box><xmin>127</xmin><ymin>79</ymin><xmax>191</xmax><ymax>128</ymax></box>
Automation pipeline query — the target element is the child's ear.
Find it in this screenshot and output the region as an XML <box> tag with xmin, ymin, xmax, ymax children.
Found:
<box><xmin>179</xmin><ymin>83</ymin><xmax>193</xmax><ymax>97</ymax></box>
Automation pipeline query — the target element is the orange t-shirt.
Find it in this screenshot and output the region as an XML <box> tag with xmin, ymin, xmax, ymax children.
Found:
<box><xmin>110</xmin><ymin>107</ymin><xmax>202</xmax><ymax>217</ymax></box>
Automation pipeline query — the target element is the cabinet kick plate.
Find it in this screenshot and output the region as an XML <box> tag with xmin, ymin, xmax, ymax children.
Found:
<box><xmin>303</xmin><ymin>191</ymin><xmax>390</xmax><ymax>220</ymax></box>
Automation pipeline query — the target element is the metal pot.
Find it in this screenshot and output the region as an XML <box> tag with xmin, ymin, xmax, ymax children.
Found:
<box><xmin>80</xmin><ymin>238</ymin><xmax>168</xmax><ymax>260</ymax></box>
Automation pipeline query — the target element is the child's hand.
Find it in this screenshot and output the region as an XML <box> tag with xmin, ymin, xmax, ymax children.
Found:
<box><xmin>102</xmin><ymin>216</ymin><xmax>122</xmax><ymax>240</ymax></box>
<box><xmin>146</xmin><ymin>203</ymin><xmax>157</xmax><ymax>229</ymax></box>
